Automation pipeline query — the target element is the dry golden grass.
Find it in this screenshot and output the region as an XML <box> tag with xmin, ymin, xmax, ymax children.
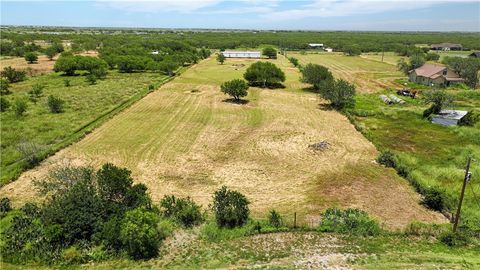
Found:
<box><xmin>0</xmin><ymin>55</ymin><xmax>58</xmax><ymax>76</ymax></box>
<box><xmin>0</xmin><ymin>56</ymin><xmax>445</xmax><ymax>229</ymax></box>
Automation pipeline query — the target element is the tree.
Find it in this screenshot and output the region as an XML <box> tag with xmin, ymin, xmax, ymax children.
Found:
<box><xmin>268</xmin><ymin>210</ymin><xmax>282</xmax><ymax>229</ymax></box>
<box><xmin>45</xmin><ymin>47</ymin><xmax>58</xmax><ymax>61</ymax></box>
<box><xmin>344</xmin><ymin>45</ymin><xmax>361</xmax><ymax>56</ymax></box>
<box><xmin>212</xmin><ymin>186</ymin><xmax>250</xmax><ymax>228</ymax></box>
<box><xmin>160</xmin><ymin>195</ymin><xmax>203</xmax><ymax>228</ymax></box>
<box><xmin>1</xmin><ymin>66</ymin><xmax>27</xmax><ymax>83</ymax></box>
<box><xmin>0</xmin><ymin>78</ymin><xmax>10</xmax><ymax>95</ymax></box>
<box><xmin>397</xmin><ymin>58</ymin><xmax>410</xmax><ymax>75</ymax></box>
<box><xmin>47</xmin><ymin>95</ymin><xmax>65</xmax><ymax>113</ymax></box>
<box><xmin>158</xmin><ymin>60</ymin><xmax>178</xmax><ymax>76</ymax></box>
<box><xmin>318</xmin><ymin>79</ymin><xmax>356</xmax><ymax>110</ymax></box>
<box><xmin>24</xmin><ymin>52</ymin><xmax>38</xmax><ymax>64</ymax></box>
<box><xmin>120</xmin><ymin>208</ymin><xmax>161</xmax><ymax>259</ymax></box>
<box><xmin>288</xmin><ymin>57</ymin><xmax>299</xmax><ymax>67</ymax></box>
<box><xmin>301</xmin><ymin>63</ymin><xmax>333</xmax><ymax>90</ymax></box>
<box><xmin>443</xmin><ymin>57</ymin><xmax>480</xmax><ymax>88</ymax></box>
<box><xmin>54</xmin><ymin>56</ymin><xmax>77</xmax><ymax>76</ymax></box>
<box><xmin>422</xmin><ymin>90</ymin><xmax>453</xmax><ymax>117</ymax></box>
<box><xmin>220</xmin><ymin>79</ymin><xmax>249</xmax><ymax>101</ymax></box>
<box><xmin>262</xmin><ymin>47</ymin><xmax>277</xmax><ymax>59</ymax></box>
<box><xmin>14</xmin><ymin>98</ymin><xmax>28</xmax><ymax>116</ymax></box>
<box><xmin>216</xmin><ymin>53</ymin><xmax>226</xmax><ymax>65</ymax></box>
<box><xmin>243</xmin><ymin>61</ymin><xmax>285</xmax><ymax>88</ymax></box>
<box><xmin>410</xmin><ymin>53</ymin><xmax>426</xmax><ymax>70</ymax></box>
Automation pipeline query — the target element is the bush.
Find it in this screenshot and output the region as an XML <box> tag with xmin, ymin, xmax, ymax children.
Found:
<box><xmin>1</xmin><ymin>66</ymin><xmax>27</xmax><ymax>83</ymax></box>
<box><xmin>216</xmin><ymin>53</ymin><xmax>225</xmax><ymax>64</ymax></box>
<box><xmin>120</xmin><ymin>208</ymin><xmax>161</xmax><ymax>259</ymax></box>
<box><xmin>86</xmin><ymin>74</ymin><xmax>97</xmax><ymax>85</ymax></box>
<box><xmin>377</xmin><ymin>150</ymin><xmax>397</xmax><ymax>168</ymax></box>
<box><xmin>64</xmin><ymin>78</ymin><xmax>71</xmax><ymax>87</ymax></box>
<box><xmin>160</xmin><ymin>195</ymin><xmax>203</xmax><ymax>228</ymax></box>
<box><xmin>288</xmin><ymin>57</ymin><xmax>299</xmax><ymax>67</ymax></box>
<box><xmin>439</xmin><ymin>231</ymin><xmax>470</xmax><ymax>247</ymax></box>
<box><xmin>422</xmin><ymin>187</ymin><xmax>445</xmax><ymax>211</ymax></box>
<box><xmin>0</xmin><ymin>197</ymin><xmax>12</xmax><ymax>216</ymax></box>
<box><xmin>426</xmin><ymin>52</ymin><xmax>440</xmax><ymax>61</ymax></box>
<box><xmin>47</xmin><ymin>95</ymin><xmax>65</xmax><ymax>113</ymax></box>
<box><xmin>24</xmin><ymin>52</ymin><xmax>38</xmax><ymax>64</ymax></box>
<box><xmin>14</xmin><ymin>98</ymin><xmax>28</xmax><ymax>116</ymax></box>
<box><xmin>28</xmin><ymin>84</ymin><xmax>45</xmax><ymax>104</ymax></box>
<box><xmin>458</xmin><ymin>110</ymin><xmax>479</xmax><ymax>126</ymax></box>
<box><xmin>318</xmin><ymin>208</ymin><xmax>380</xmax><ymax>236</ymax></box>
<box><xmin>262</xmin><ymin>47</ymin><xmax>277</xmax><ymax>59</ymax></box>
<box><xmin>0</xmin><ymin>78</ymin><xmax>10</xmax><ymax>95</ymax></box>
<box><xmin>0</xmin><ymin>97</ymin><xmax>10</xmax><ymax>112</ymax></box>
<box><xmin>212</xmin><ymin>186</ymin><xmax>250</xmax><ymax>228</ymax></box>
<box><xmin>220</xmin><ymin>79</ymin><xmax>249</xmax><ymax>101</ymax></box>
<box><xmin>148</xmin><ymin>84</ymin><xmax>155</xmax><ymax>91</ymax></box>
<box><xmin>301</xmin><ymin>63</ymin><xmax>333</xmax><ymax>90</ymax></box>
<box><xmin>268</xmin><ymin>210</ymin><xmax>282</xmax><ymax>229</ymax></box>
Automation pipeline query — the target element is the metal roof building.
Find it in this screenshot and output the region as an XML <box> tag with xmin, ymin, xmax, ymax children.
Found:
<box><xmin>431</xmin><ymin>110</ymin><xmax>468</xmax><ymax>126</ymax></box>
<box><xmin>222</xmin><ymin>51</ymin><xmax>261</xmax><ymax>58</ymax></box>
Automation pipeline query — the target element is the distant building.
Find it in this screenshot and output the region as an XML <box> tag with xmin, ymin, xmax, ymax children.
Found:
<box><xmin>222</xmin><ymin>51</ymin><xmax>261</xmax><ymax>58</ymax></box>
<box><xmin>151</xmin><ymin>51</ymin><xmax>159</xmax><ymax>55</ymax></box>
<box><xmin>469</xmin><ymin>51</ymin><xmax>480</xmax><ymax>58</ymax></box>
<box><xmin>408</xmin><ymin>64</ymin><xmax>464</xmax><ymax>86</ymax></box>
<box><xmin>430</xmin><ymin>43</ymin><xmax>463</xmax><ymax>51</ymax></box>
<box><xmin>308</xmin><ymin>43</ymin><xmax>324</xmax><ymax>49</ymax></box>
<box><xmin>324</xmin><ymin>48</ymin><xmax>333</xmax><ymax>52</ymax></box>
<box><xmin>431</xmin><ymin>110</ymin><xmax>468</xmax><ymax>126</ymax></box>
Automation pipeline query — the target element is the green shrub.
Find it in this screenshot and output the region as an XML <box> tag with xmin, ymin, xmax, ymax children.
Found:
<box><xmin>318</xmin><ymin>208</ymin><xmax>381</xmax><ymax>236</ymax></box>
<box><xmin>0</xmin><ymin>96</ymin><xmax>10</xmax><ymax>112</ymax></box>
<box><xmin>148</xmin><ymin>84</ymin><xmax>155</xmax><ymax>91</ymax></box>
<box><xmin>0</xmin><ymin>78</ymin><xmax>10</xmax><ymax>94</ymax></box>
<box><xmin>16</xmin><ymin>141</ymin><xmax>44</xmax><ymax>167</ymax></box>
<box><xmin>86</xmin><ymin>74</ymin><xmax>97</xmax><ymax>85</ymax></box>
<box><xmin>439</xmin><ymin>231</ymin><xmax>470</xmax><ymax>247</ymax></box>
<box><xmin>120</xmin><ymin>208</ymin><xmax>161</xmax><ymax>259</ymax></box>
<box><xmin>268</xmin><ymin>210</ymin><xmax>282</xmax><ymax>229</ymax></box>
<box><xmin>220</xmin><ymin>79</ymin><xmax>249</xmax><ymax>101</ymax></box>
<box><xmin>0</xmin><ymin>197</ymin><xmax>12</xmax><ymax>216</ymax></box>
<box><xmin>1</xmin><ymin>66</ymin><xmax>26</xmax><ymax>83</ymax></box>
<box><xmin>458</xmin><ymin>110</ymin><xmax>479</xmax><ymax>126</ymax></box>
<box><xmin>377</xmin><ymin>150</ymin><xmax>397</xmax><ymax>168</ymax></box>
<box><xmin>47</xmin><ymin>95</ymin><xmax>65</xmax><ymax>113</ymax></box>
<box><xmin>422</xmin><ymin>187</ymin><xmax>445</xmax><ymax>211</ymax></box>
<box><xmin>14</xmin><ymin>98</ymin><xmax>28</xmax><ymax>116</ymax></box>
<box><xmin>24</xmin><ymin>52</ymin><xmax>38</xmax><ymax>64</ymax></box>
<box><xmin>28</xmin><ymin>84</ymin><xmax>45</xmax><ymax>104</ymax></box>
<box><xmin>212</xmin><ymin>186</ymin><xmax>250</xmax><ymax>228</ymax></box>
<box><xmin>160</xmin><ymin>195</ymin><xmax>203</xmax><ymax>228</ymax></box>
<box><xmin>64</xmin><ymin>78</ymin><xmax>71</xmax><ymax>87</ymax></box>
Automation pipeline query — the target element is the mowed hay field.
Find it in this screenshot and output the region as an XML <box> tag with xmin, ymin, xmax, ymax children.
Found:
<box><xmin>292</xmin><ymin>52</ymin><xmax>404</xmax><ymax>93</ymax></box>
<box><xmin>1</xmin><ymin>56</ymin><xmax>445</xmax><ymax>229</ymax></box>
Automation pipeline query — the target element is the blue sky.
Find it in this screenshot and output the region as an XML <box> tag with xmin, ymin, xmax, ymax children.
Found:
<box><xmin>1</xmin><ymin>1</ymin><xmax>479</xmax><ymax>31</ymax></box>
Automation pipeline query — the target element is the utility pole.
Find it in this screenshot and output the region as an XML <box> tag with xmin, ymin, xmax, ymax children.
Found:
<box><xmin>453</xmin><ymin>156</ymin><xmax>472</xmax><ymax>233</ymax></box>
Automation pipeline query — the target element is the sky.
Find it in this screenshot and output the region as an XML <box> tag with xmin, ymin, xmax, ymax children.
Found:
<box><xmin>1</xmin><ymin>0</ymin><xmax>479</xmax><ymax>31</ymax></box>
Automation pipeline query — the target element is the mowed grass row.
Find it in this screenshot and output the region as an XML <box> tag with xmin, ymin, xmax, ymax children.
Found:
<box><xmin>0</xmin><ymin>71</ymin><xmax>168</xmax><ymax>184</ymax></box>
<box><xmin>291</xmin><ymin>52</ymin><xmax>404</xmax><ymax>93</ymax></box>
<box><xmin>1</xmin><ymin>55</ymin><xmax>445</xmax><ymax>229</ymax></box>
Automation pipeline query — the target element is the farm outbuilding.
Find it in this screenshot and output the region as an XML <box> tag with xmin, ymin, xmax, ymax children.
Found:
<box><xmin>409</xmin><ymin>64</ymin><xmax>464</xmax><ymax>87</ymax></box>
<box><xmin>308</xmin><ymin>43</ymin><xmax>324</xmax><ymax>49</ymax></box>
<box><xmin>431</xmin><ymin>110</ymin><xmax>468</xmax><ymax>126</ymax></box>
<box><xmin>430</xmin><ymin>43</ymin><xmax>463</xmax><ymax>51</ymax></box>
<box><xmin>222</xmin><ymin>51</ymin><xmax>261</xmax><ymax>58</ymax></box>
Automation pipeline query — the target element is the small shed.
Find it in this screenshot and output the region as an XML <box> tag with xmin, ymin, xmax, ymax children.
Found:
<box><xmin>222</xmin><ymin>51</ymin><xmax>261</xmax><ymax>58</ymax></box>
<box><xmin>431</xmin><ymin>110</ymin><xmax>468</xmax><ymax>126</ymax></box>
<box><xmin>324</xmin><ymin>48</ymin><xmax>333</xmax><ymax>52</ymax></box>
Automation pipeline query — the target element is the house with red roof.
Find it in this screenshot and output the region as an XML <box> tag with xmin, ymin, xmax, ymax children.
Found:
<box><xmin>408</xmin><ymin>64</ymin><xmax>464</xmax><ymax>87</ymax></box>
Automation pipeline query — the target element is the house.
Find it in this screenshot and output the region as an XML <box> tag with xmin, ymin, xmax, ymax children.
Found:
<box><xmin>222</xmin><ymin>51</ymin><xmax>261</xmax><ymax>58</ymax></box>
<box><xmin>430</xmin><ymin>43</ymin><xmax>463</xmax><ymax>51</ymax></box>
<box><xmin>469</xmin><ymin>51</ymin><xmax>480</xmax><ymax>58</ymax></box>
<box><xmin>431</xmin><ymin>110</ymin><xmax>468</xmax><ymax>126</ymax></box>
<box><xmin>308</xmin><ymin>43</ymin><xmax>324</xmax><ymax>49</ymax></box>
<box><xmin>408</xmin><ymin>64</ymin><xmax>464</xmax><ymax>86</ymax></box>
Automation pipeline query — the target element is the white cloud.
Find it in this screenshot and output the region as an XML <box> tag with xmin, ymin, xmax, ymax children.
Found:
<box><xmin>259</xmin><ymin>0</ymin><xmax>478</xmax><ymax>22</ymax></box>
<box><xmin>95</xmin><ymin>0</ymin><xmax>224</xmax><ymax>13</ymax></box>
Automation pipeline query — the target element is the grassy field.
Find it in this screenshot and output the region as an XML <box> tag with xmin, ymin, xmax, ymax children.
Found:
<box><xmin>1</xmin><ymin>55</ymin><xmax>445</xmax><ymax>229</ymax></box>
<box><xmin>0</xmin><ymin>70</ymin><xmax>168</xmax><ymax>184</ymax></box>
<box><xmin>291</xmin><ymin>52</ymin><xmax>404</xmax><ymax>93</ymax></box>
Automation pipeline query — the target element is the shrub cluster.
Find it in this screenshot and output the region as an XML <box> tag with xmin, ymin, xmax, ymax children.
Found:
<box><xmin>212</xmin><ymin>186</ymin><xmax>250</xmax><ymax>228</ymax></box>
<box><xmin>160</xmin><ymin>195</ymin><xmax>203</xmax><ymax>228</ymax></box>
<box><xmin>318</xmin><ymin>208</ymin><xmax>381</xmax><ymax>236</ymax></box>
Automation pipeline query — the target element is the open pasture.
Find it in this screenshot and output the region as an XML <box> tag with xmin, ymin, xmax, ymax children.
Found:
<box><xmin>0</xmin><ymin>71</ymin><xmax>167</xmax><ymax>184</ymax></box>
<box><xmin>292</xmin><ymin>52</ymin><xmax>404</xmax><ymax>93</ymax></box>
<box><xmin>1</xmin><ymin>56</ymin><xmax>445</xmax><ymax>229</ymax></box>
<box><xmin>0</xmin><ymin>55</ymin><xmax>58</xmax><ymax>76</ymax></box>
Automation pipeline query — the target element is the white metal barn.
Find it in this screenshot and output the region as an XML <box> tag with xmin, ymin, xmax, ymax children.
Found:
<box><xmin>222</xmin><ymin>51</ymin><xmax>261</xmax><ymax>58</ymax></box>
